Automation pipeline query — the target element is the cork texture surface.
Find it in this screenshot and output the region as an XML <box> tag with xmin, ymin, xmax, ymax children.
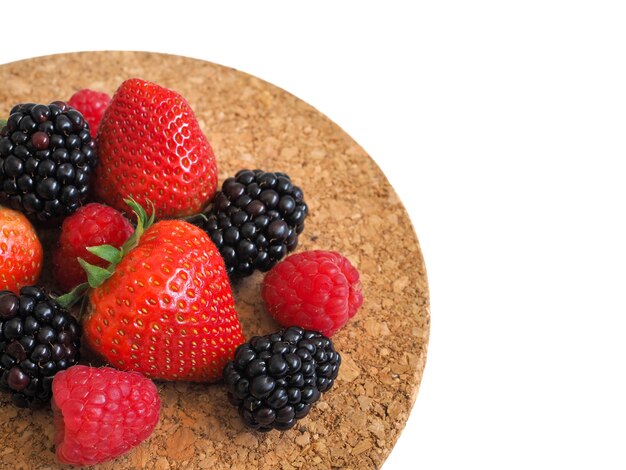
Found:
<box><xmin>0</xmin><ymin>51</ymin><xmax>430</xmax><ymax>470</ymax></box>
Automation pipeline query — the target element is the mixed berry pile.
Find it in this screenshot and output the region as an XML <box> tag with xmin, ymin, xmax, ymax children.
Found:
<box><xmin>0</xmin><ymin>80</ymin><xmax>364</xmax><ymax>466</ymax></box>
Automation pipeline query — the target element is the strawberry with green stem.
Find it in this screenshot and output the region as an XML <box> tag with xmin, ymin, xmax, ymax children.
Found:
<box><xmin>57</xmin><ymin>198</ymin><xmax>244</xmax><ymax>382</ymax></box>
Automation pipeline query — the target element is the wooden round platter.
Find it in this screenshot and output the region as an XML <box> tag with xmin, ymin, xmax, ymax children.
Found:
<box><xmin>0</xmin><ymin>51</ymin><xmax>429</xmax><ymax>470</ymax></box>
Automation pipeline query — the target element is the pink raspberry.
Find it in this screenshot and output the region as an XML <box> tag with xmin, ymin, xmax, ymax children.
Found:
<box><xmin>52</xmin><ymin>365</ymin><xmax>160</xmax><ymax>466</ymax></box>
<box><xmin>261</xmin><ymin>250</ymin><xmax>364</xmax><ymax>336</ymax></box>
<box><xmin>52</xmin><ymin>203</ymin><xmax>134</xmax><ymax>292</ymax></box>
<box><xmin>67</xmin><ymin>89</ymin><xmax>111</xmax><ymax>136</ymax></box>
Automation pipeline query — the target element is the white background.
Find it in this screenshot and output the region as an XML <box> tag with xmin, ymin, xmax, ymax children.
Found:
<box><xmin>2</xmin><ymin>1</ymin><xmax>626</xmax><ymax>468</ymax></box>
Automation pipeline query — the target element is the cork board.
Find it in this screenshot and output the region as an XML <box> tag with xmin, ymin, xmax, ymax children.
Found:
<box><xmin>0</xmin><ymin>51</ymin><xmax>430</xmax><ymax>470</ymax></box>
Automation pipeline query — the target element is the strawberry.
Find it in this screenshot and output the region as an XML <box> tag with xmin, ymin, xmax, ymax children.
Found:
<box><xmin>94</xmin><ymin>78</ymin><xmax>218</xmax><ymax>219</ymax></box>
<box><xmin>0</xmin><ymin>205</ymin><xmax>43</xmax><ymax>293</ymax></box>
<box><xmin>58</xmin><ymin>200</ymin><xmax>244</xmax><ymax>382</ymax></box>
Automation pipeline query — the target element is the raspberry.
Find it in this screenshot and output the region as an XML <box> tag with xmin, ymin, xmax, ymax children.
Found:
<box><xmin>52</xmin><ymin>365</ymin><xmax>160</xmax><ymax>466</ymax></box>
<box><xmin>261</xmin><ymin>250</ymin><xmax>363</xmax><ymax>337</ymax></box>
<box><xmin>67</xmin><ymin>89</ymin><xmax>111</xmax><ymax>136</ymax></box>
<box><xmin>52</xmin><ymin>203</ymin><xmax>134</xmax><ymax>292</ymax></box>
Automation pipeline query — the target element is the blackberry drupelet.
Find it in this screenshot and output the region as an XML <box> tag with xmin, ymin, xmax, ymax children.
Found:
<box><xmin>0</xmin><ymin>286</ymin><xmax>81</xmax><ymax>408</ymax></box>
<box><xmin>201</xmin><ymin>169</ymin><xmax>308</xmax><ymax>278</ymax></box>
<box><xmin>309</xmin><ymin>332</ymin><xmax>341</xmax><ymax>393</ymax></box>
<box><xmin>0</xmin><ymin>101</ymin><xmax>97</xmax><ymax>221</ymax></box>
<box><xmin>223</xmin><ymin>326</ymin><xmax>340</xmax><ymax>432</ymax></box>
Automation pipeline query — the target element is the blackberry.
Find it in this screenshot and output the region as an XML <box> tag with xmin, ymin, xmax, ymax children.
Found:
<box><xmin>0</xmin><ymin>286</ymin><xmax>81</xmax><ymax>408</ymax></box>
<box><xmin>201</xmin><ymin>169</ymin><xmax>308</xmax><ymax>278</ymax></box>
<box><xmin>0</xmin><ymin>101</ymin><xmax>97</xmax><ymax>222</ymax></box>
<box><xmin>223</xmin><ymin>326</ymin><xmax>340</xmax><ymax>432</ymax></box>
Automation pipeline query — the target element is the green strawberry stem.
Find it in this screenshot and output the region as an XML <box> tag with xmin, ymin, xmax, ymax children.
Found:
<box><xmin>55</xmin><ymin>197</ymin><xmax>155</xmax><ymax>311</ymax></box>
<box><xmin>56</xmin><ymin>282</ymin><xmax>89</xmax><ymax>309</ymax></box>
<box><xmin>86</xmin><ymin>244</ymin><xmax>123</xmax><ymax>265</ymax></box>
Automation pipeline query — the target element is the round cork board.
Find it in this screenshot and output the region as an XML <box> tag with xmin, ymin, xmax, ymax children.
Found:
<box><xmin>0</xmin><ymin>51</ymin><xmax>429</xmax><ymax>470</ymax></box>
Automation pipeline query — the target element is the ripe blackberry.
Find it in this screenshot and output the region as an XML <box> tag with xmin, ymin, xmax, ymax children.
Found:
<box><xmin>0</xmin><ymin>101</ymin><xmax>97</xmax><ymax>221</ymax></box>
<box><xmin>223</xmin><ymin>326</ymin><xmax>340</xmax><ymax>432</ymax></box>
<box><xmin>0</xmin><ymin>286</ymin><xmax>81</xmax><ymax>408</ymax></box>
<box><xmin>201</xmin><ymin>169</ymin><xmax>308</xmax><ymax>278</ymax></box>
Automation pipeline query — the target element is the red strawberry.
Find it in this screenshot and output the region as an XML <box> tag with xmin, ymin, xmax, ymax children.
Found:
<box><xmin>53</xmin><ymin>203</ymin><xmax>134</xmax><ymax>292</ymax></box>
<box><xmin>52</xmin><ymin>365</ymin><xmax>160</xmax><ymax>466</ymax></box>
<box><xmin>0</xmin><ymin>206</ymin><xmax>43</xmax><ymax>293</ymax></box>
<box><xmin>70</xmin><ymin>200</ymin><xmax>244</xmax><ymax>382</ymax></box>
<box><xmin>94</xmin><ymin>78</ymin><xmax>218</xmax><ymax>219</ymax></box>
<box><xmin>261</xmin><ymin>250</ymin><xmax>363</xmax><ymax>336</ymax></box>
<box><xmin>67</xmin><ymin>88</ymin><xmax>111</xmax><ymax>136</ymax></box>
